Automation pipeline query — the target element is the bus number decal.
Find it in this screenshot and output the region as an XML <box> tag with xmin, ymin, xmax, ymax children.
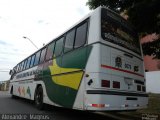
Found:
<box><xmin>125</xmin><ymin>63</ymin><xmax>132</xmax><ymax>70</ymax></box>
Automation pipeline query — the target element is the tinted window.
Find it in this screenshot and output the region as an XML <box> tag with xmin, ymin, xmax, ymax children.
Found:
<box><xmin>39</xmin><ymin>48</ymin><xmax>46</xmax><ymax>63</ymax></box>
<box><xmin>101</xmin><ymin>8</ymin><xmax>140</xmax><ymax>54</ymax></box>
<box><xmin>20</xmin><ymin>62</ymin><xmax>24</xmax><ymax>71</ymax></box>
<box><xmin>13</xmin><ymin>66</ymin><xmax>17</xmax><ymax>73</ymax></box>
<box><xmin>74</xmin><ymin>22</ymin><xmax>87</xmax><ymax>48</ymax></box>
<box><xmin>64</xmin><ymin>29</ymin><xmax>75</xmax><ymax>52</ymax></box>
<box><xmin>18</xmin><ymin>63</ymin><xmax>21</xmax><ymax>71</ymax></box>
<box><xmin>18</xmin><ymin>63</ymin><xmax>22</xmax><ymax>72</ymax></box>
<box><xmin>23</xmin><ymin>59</ymin><xmax>28</xmax><ymax>70</ymax></box>
<box><xmin>54</xmin><ymin>37</ymin><xmax>64</xmax><ymax>57</ymax></box>
<box><xmin>34</xmin><ymin>51</ymin><xmax>41</xmax><ymax>65</ymax></box>
<box><xmin>26</xmin><ymin>57</ymin><xmax>31</xmax><ymax>69</ymax></box>
<box><xmin>46</xmin><ymin>42</ymin><xmax>55</xmax><ymax>60</ymax></box>
<box><xmin>16</xmin><ymin>65</ymin><xmax>19</xmax><ymax>72</ymax></box>
<box><xmin>14</xmin><ymin>65</ymin><xmax>17</xmax><ymax>72</ymax></box>
<box><xmin>30</xmin><ymin>55</ymin><xmax>35</xmax><ymax>68</ymax></box>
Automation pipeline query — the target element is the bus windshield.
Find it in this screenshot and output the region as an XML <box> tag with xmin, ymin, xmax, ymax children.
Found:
<box><xmin>101</xmin><ymin>8</ymin><xmax>141</xmax><ymax>54</ymax></box>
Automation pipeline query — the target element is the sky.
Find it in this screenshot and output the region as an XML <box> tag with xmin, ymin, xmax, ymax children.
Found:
<box><xmin>0</xmin><ymin>0</ymin><xmax>90</xmax><ymax>81</ymax></box>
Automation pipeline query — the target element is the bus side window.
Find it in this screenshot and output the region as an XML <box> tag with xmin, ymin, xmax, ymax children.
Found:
<box><xmin>30</xmin><ymin>55</ymin><xmax>35</xmax><ymax>68</ymax></box>
<box><xmin>16</xmin><ymin>64</ymin><xmax>20</xmax><ymax>72</ymax></box>
<box><xmin>74</xmin><ymin>22</ymin><xmax>88</xmax><ymax>48</ymax></box>
<box><xmin>64</xmin><ymin>29</ymin><xmax>75</xmax><ymax>53</ymax></box>
<box><xmin>54</xmin><ymin>37</ymin><xmax>64</xmax><ymax>57</ymax></box>
<box><xmin>14</xmin><ymin>66</ymin><xmax>17</xmax><ymax>73</ymax></box>
<box><xmin>45</xmin><ymin>42</ymin><xmax>55</xmax><ymax>61</ymax></box>
<box><xmin>26</xmin><ymin>57</ymin><xmax>31</xmax><ymax>69</ymax></box>
<box><xmin>18</xmin><ymin>63</ymin><xmax>22</xmax><ymax>72</ymax></box>
<box><xmin>39</xmin><ymin>48</ymin><xmax>46</xmax><ymax>63</ymax></box>
<box><xmin>29</xmin><ymin>54</ymin><xmax>35</xmax><ymax>68</ymax></box>
<box><xmin>13</xmin><ymin>66</ymin><xmax>16</xmax><ymax>74</ymax></box>
<box><xmin>23</xmin><ymin>59</ymin><xmax>28</xmax><ymax>70</ymax></box>
<box><xmin>34</xmin><ymin>51</ymin><xmax>41</xmax><ymax>66</ymax></box>
<box><xmin>20</xmin><ymin>62</ymin><xmax>24</xmax><ymax>71</ymax></box>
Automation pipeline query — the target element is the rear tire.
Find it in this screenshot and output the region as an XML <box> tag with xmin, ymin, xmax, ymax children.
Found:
<box><xmin>35</xmin><ymin>86</ymin><xmax>44</xmax><ymax>110</ymax></box>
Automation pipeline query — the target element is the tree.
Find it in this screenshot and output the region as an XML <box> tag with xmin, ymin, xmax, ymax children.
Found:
<box><xmin>87</xmin><ymin>0</ymin><xmax>135</xmax><ymax>13</ymax></box>
<box><xmin>142</xmin><ymin>39</ymin><xmax>160</xmax><ymax>59</ymax></box>
<box><xmin>86</xmin><ymin>0</ymin><xmax>160</xmax><ymax>59</ymax></box>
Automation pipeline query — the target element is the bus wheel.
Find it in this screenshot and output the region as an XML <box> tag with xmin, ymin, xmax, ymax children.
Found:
<box><xmin>35</xmin><ymin>86</ymin><xmax>44</xmax><ymax>110</ymax></box>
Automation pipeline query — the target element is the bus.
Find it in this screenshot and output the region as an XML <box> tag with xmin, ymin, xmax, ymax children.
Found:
<box><xmin>9</xmin><ymin>7</ymin><xmax>148</xmax><ymax>111</ymax></box>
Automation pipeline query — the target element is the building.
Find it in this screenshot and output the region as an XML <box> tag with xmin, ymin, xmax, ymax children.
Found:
<box><xmin>0</xmin><ymin>80</ymin><xmax>10</xmax><ymax>91</ymax></box>
<box><xmin>141</xmin><ymin>33</ymin><xmax>160</xmax><ymax>93</ymax></box>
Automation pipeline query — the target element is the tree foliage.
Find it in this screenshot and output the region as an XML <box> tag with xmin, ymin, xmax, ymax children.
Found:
<box><xmin>86</xmin><ymin>0</ymin><xmax>134</xmax><ymax>12</ymax></box>
<box><xmin>128</xmin><ymin>0</ymin><xmax>160</xmax><ymax>34</ymax></box>
<box><xmin>86</xmin><ymin>0</ymin><xmax>160</xmax><ymax>59</ymax></box>
<box><xmin>142</xmin><ymin>39</ymin><xmax>160</xmax><ymax>59</ymax></box>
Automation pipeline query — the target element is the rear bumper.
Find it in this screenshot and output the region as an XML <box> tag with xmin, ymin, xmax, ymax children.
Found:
<box><xmin>87</xmin><ymin>90</ymin><xmax>148</xmax><ymax>97</ymax></box>
<box><xmin>85</xmin><ymin>90</ymin><xmax>148</xmax><ymax>111</ymax></box>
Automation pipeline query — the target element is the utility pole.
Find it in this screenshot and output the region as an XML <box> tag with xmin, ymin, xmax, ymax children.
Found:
<box><xmin>23</xmin><ymin>36</ymin><xmax>38</xmax><ymax>49</ymax></box>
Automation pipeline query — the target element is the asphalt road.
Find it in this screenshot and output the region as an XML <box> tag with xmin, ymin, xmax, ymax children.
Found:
<box><xmin>0</xmin><ymin>91</ymin><xmax>123</xmax><ymax>120</ymax></box>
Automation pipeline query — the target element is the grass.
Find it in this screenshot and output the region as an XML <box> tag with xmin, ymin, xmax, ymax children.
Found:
<box><xmin>138</xmin><ymin>93</ymin><xmax>160</xmax><ymax>113</ymax></box>
<box><xmin>118</xmin><ymin>93</ymin><xmax>160</xmax><ymax>118</ymax></box>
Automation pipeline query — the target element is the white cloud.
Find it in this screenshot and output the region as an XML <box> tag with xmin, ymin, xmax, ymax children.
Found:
<box><xmin>0</xmin><ymin>0</ymin><xmax>90</xmax><ymax>81</ymax></box>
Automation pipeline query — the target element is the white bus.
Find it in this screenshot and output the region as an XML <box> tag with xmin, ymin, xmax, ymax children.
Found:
<box><xmin>9</xmin><ymin>7</ymin><xmax>148</xmax><ymax>111</ymax></box>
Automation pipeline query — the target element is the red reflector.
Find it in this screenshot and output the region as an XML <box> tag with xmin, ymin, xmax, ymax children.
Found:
<box><xmin>113</xmin><ymin>81</ymin><xmax>120</xmax><ymax>88</ymax></box>
<box><xmin>101</xmin><ymin>80</ymin><xmax>110</xmax><ymax>87</ymax></box>
<box><xmin>92</xmin><ymin>104</ymin><xmax>105</xmax><ymax>108</ymax></box>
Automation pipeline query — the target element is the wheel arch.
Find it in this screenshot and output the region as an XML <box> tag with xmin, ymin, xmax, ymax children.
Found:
<box><xmin>10</xmin><ymin>85</ymin><xmax>13</xmax><ymax>94</ymax></box>
<box><xmin>34</xmin><ymin>84</ymin><xmax>43</xmax><ymax>100</ymax></box>
<box><xmin>34</xmin><ymin>84</ymin><xmax>44</xmax><ymax>110</ymax></box>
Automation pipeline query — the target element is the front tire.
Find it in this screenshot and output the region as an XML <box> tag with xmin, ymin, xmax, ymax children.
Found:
<box><xmin>35</xmin><ymin>86</ymin><xmax>44</xmax><ymax>110</ymax></box>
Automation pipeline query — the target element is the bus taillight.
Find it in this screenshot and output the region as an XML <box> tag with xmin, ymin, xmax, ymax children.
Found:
<box><xmin>113</xmin><ymin>81</ymin><xmax>120</xmax><ymax>89</ymax></box>
<box><xmin>101</xmin><ymin>80</ymin><xmax>110</xmax><ymax>87</ymax></box>
<box><xmin>92</xmin><ymin>104</ymin><xmax>105</xmax><ymax>108</ymax></box>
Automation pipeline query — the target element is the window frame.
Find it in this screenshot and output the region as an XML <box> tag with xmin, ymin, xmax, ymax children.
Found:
<box><xmin>45</xmin><ymin>42</ymin><xmax>55</xmax><ymax>61</ymax></box>
<box><xmin>19</xmin><ymin>61</ymin><xmax>24</xmax><ymax>71</ymax></box>
<box><xmin>29</xmin><ymin>54</ymin><xmax>35</xmax><ymax>68</ymax></box>
<box><xmin>54</xmin><ymin>36</ymin><xmax>65</xmax><ymax>58</ymax></box>
<box><xmin>16</xmin><ymin>64</ymin><xmax>20</xmax><ymax>72</ymax></box>
<box><xmin>62</xmin><ymin>19</ymin><xmax>89</xmax><ymax>55</ymax></box>
<box><xmin>26</xmin><ymin>57</ymin><xmax>31</xmax><ymax>69</ymax></box>
<box><xmin>64</xmin><ymin>28</ymin><xmax>76</xmax><ymax>53</ymax></box>
<box><xmin>33</xmin><ymin>50</ymin><xmax>41</xmax><ymax>66</ymax></box>
<box><xmin>18</xmin><ymin>63</ymin><xmax>22</xmax><ymax>72</ymax></box>
<box><xmin>74</xmin><ymin>21</ymin><xmax>88</xmax><ymax>49</ymax></box>
<box><xmin>39</xmin><ymin>47</ymin><xmax>47</xmax><ymax>63</ymax></box>
<box><xmin>22</xmin><ymin>59</ymin><xmax>28</xmax><ymax>71</ymax></box>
